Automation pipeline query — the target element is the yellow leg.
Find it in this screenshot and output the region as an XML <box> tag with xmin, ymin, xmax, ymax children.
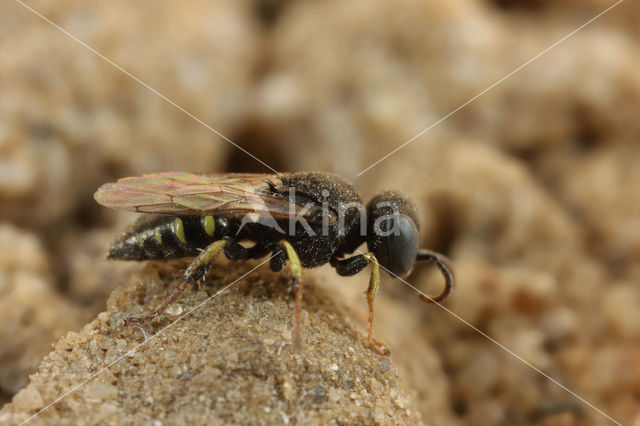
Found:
<box><xmin>363</xmin><ymin>253</ymin><xmax>390</xmax><ymax>356</ymax></box>
<box><xmin>279</xmin><ymin>240</ymin><xmax>304</xmax><ymax>350</ymax></box>
<box><xmin>185</xmin><ymin>239</ymin><xmax>227</xmax><ymax>282</ymax></box>
<box><xmin>128</xmin><ymin>239</ymin><xmax>227</xmax><ymax>324</ymax></box>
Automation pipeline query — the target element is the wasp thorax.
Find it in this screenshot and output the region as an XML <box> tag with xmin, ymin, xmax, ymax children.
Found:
<box><xmin>366</xmin><ymin>191</ymin><xmax>420</xmax><ymax>276</ymax></box>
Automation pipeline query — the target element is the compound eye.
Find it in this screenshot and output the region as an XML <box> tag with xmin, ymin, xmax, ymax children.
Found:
<box><xmin>369</xmin><ymin>215</ymin><xmax>419</xmax><ymax>276</ymax></box>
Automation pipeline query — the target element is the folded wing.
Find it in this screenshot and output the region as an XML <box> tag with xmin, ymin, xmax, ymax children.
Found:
<box><xmin>94</xmin><ymin>172</ymin><xmax>300</xmax><ymax>217</ymax></box>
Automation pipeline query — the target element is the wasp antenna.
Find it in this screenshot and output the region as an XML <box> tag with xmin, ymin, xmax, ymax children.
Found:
<box><xmin>415</xmin><ymin>249</ymin><xmax>454</xmax><ymax>303</ymax></box>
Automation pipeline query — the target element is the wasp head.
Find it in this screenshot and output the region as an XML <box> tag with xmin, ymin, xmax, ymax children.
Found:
<box><xmin>366</xmin><ymin>191</ymin><xmax>420</xmax><ymax>276</ymax></box>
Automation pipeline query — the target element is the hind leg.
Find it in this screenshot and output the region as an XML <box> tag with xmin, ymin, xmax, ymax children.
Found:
<box><xmin>127</xmin><ymin>239</ymin><xmax>228</xmax><ymax>324</ymax></box>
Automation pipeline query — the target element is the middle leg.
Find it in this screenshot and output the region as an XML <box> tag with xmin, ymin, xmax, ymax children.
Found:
<box><xmin>271</xmin><ymin>240</ymin><xmax>304</xmax><ymax>350</ymax></box>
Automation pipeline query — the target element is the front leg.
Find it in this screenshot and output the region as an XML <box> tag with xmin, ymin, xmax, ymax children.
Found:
<box><xmin>332</xmin><ymin>253</ymin><xmax>389</xmax><ymax>356</ymax></box>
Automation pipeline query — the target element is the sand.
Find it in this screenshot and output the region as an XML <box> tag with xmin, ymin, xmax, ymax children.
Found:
<box><xmin>0</xmin><ymin>259</ymin><xmax>436</xmax><ymax>425</ymax></box>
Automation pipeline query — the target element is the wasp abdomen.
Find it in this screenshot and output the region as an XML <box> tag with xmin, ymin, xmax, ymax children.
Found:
<box><xmin>107</xmin><ymin>215</ymin><xmax>216</xmax><ymax>260</ymax></box>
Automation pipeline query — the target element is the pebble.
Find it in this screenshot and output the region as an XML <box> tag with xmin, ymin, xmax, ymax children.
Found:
<box><xmin>165</xmin><ymin>304</ymin><xmax>183</xmax><ymax>316</ymax></box>
<box><xmin>328</xmin><ymin>387</ymin><xmax>341</xmax><ymax>402</ymax></box>
<box><xmin>12</xmin><ymin>387</ymin><xmax>43</xmax><ymax>411</ymax></box>
<box><xmin>85</xmin><ymin>382</ymin><xmax>118</xmax><ymax>402</ymax></box>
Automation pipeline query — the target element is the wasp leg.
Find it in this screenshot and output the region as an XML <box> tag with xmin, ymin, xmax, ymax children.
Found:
<box><xmin>415</xmin><ymin>249</ymin><xmax>454</xmax><ymax>303</ymax></box>
<box><xmin>275</xmin><ymin>240</ymin><xmax>304</xmax><ymax>350</ymax></box>
<box><xmin>333</xmin><ymin>253</ymin><xmax>390</xmax><ymax>356</ymax></box>
<box><xmin>225</xmin><ymin>238</ymin><xmax>273</xmax><ymax>262</ymax></box>
<box><xmin>223</xmin><ymin>238</ymin><xmax>251</xmax><ymax>262</ymax></box>
<box><xmin>127</xmin><ymin>239</ymin><xmax>228</xmax><ymax>325</ymax></box>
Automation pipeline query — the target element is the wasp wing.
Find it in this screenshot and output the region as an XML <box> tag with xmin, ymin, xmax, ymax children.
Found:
<box><xmin>94</xmin><ymin>172</ymin><xmax>308</xmax><ymax>218</ymax></box>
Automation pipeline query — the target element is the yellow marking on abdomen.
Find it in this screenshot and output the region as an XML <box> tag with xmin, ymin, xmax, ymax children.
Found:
<box><xmin>135</xmin><ymin>233</ymin><xmax>145</xmax><ymax>247</ymax></box>
<box><xmin>202</xmin><ymin>215</ymin><xmax>215</xmax><ymax>236</ymax></box>
<box><xmin>173</xmin><ymin>218</ymin><xmax>187</xmax><ymax>244</ymax></box>
<box><xmin>154</xmin><ymin>226</ymin><xmax>163</xmax><ymax>245</ymax></box>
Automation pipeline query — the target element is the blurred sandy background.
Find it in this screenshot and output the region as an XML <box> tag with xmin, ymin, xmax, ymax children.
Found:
<box><xmin>1</xmin><ymin>0</ymin><xmax>639</xmax><ymax>424</ymax></box>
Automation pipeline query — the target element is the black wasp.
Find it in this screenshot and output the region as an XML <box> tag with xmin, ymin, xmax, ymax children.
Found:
<box><xmin>95</xmin><ymin>171</ymin><xmax>453</xmax><ymax>355</ymax></box>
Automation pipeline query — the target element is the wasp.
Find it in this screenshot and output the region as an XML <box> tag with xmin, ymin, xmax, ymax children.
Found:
<box><xmin>95</xmin><ymin>171</ymin><xmax>453</xmax><ymax>355</ymax></box>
